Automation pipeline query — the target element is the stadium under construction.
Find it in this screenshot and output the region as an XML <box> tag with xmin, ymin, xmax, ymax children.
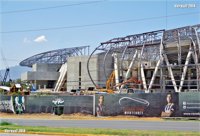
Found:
<box><xmin>20</xmin><ymin>24</ymin><xmax>200</xmax><ymax>93</ymax></box>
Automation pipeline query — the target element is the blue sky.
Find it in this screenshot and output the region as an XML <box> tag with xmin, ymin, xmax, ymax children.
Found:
<box><xmin>0</xmin><ymin>0</ymin><xmax>199</xmax><ymax>69</ymax></box>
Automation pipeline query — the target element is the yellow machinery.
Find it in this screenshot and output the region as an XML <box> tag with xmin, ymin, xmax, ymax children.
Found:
<box><xmin>97</xmin><ymin>71</ymin><xmax>141</xmax><ymax>93</ymax></box>
<box><xmin>115</xmin><ymin>76</ymin><xmax>141</xmax><ymax>88</ymax></box>
<box><xmin>97</xmin><ymin>71</ymin><xmax>115</xmax><ymax>93</ymax></box>
<box><xmin>105</xmin><ymin>71</ymin><xmax>115</xmax><ymax>93</ymax></box>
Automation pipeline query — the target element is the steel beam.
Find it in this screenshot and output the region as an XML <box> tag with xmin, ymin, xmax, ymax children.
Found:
<box><xmin>120</xmin><ymin>50</ymin><xmax>138</xmax><ymax>91</ymax></box>
<box><xmin>141</xmin><ymin>64</ymin><xmax>148</xmax><ymax>92</ymax></box>
<box><xmin>112</xmin><ymin>53</ymin><xmax>120</xmax><ymax>91</ymax></box>
<box><xmin>163</xmin><ymin>54</ymin><xmax>179</xmax><ymax>92</ymax></box>
<box><xmin>178</xmin><ymin>46</ymin><xmax>192</xmax><ymax>92</ymax></box>
<box><xmin>140</xmin><ymin>43</ymin><xmax>148</xmax><ymax>92</ymax></box>
<box><xmin>148</xmin><ymin>59</ymin><xmax>161</xmax><ymax>92</ymax></box>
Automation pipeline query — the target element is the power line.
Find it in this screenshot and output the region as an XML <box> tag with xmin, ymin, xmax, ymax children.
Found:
<box><xmin>0</xmin><ymin>0</ymin><xmax>106</xmax><ymax>14</ymax></box>
<box><xmin>1</xmin><ymin>12</ymin><xmax>199</xmax><ymax>34</ymax></box>
<box><xmin>0</xmin><ymin>58</ymin><xmax>21</xmax><ymax>62</ymax></box>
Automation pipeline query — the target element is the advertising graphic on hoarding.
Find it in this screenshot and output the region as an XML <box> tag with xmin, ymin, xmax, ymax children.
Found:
<box><xmin>0</xmin><ymin>96</ymin><xmax>14</xmax><ymax>113</ymax></box>
<box><xmin>179</xmin><ymin>93</ymin><xmax>200</xmax><ymax>117</ymax></box>
<box><xmin>24</xmin><ymin>95</ymin><xmax>93</xmax><ymax>114</ymax></box>
<box><xmin>96</xmin><ymin>95</ymin><xmax>104</xmax><ymax>117</ymax></box>
<box><xmin>95</xmin><ymin>93</ymin><xmax>179</xmax><ymax>117</ymax></box>
<box><xmin>119</xmin><ymin>97</ymin><xmax>149</xmax><ymax>116</ymax></box>
<box><xmin>0</xmin><ymin>95</ymin><xmax>26</xmax><ymax>114</ymax></box>
<box><xmin>161</xmin><ymin>94</ymin><xmax>176</xmax><ymax>117</ymax></box>
<box><xmin>52</xmin><ymin>97</ymin><xmax>64</xmax><ymax>106</ymax></box>
<box><xmin>13</xmin><ymin>95</ymin><xmax>25</xmax><ymax>114</ymax></box>
<box><xmin>0</xmin><ymin>93</ymin><xmax>199</xmax><ymax>117</ymax></box>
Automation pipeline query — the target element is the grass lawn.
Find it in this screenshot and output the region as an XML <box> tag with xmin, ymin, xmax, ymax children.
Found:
<box><xmin>0</xmin><ymin>122</ymin><xmax>199</xmax><ymax>136</ymax></box>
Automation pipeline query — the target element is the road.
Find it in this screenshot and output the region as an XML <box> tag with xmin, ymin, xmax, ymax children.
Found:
<box><xmin>1</xmin><ymin>118</ymin><xmax>200</xmax><ymax>132</ymax></box>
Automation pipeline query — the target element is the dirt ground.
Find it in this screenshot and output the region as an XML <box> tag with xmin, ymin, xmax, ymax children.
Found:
<box><xmin>0</xmin><ymin>112</ymin><xmax>162</xmax><ymax>121</ymax></box>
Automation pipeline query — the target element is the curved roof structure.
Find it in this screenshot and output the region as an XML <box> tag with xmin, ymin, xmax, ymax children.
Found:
<box><xmin>87</xmin><ymin>24</ymin><xmax>200</xmax><ymax>88</ymax></box>
<box><xmin>20</xmin><ymin>46</ymin><xmax>89</xmax><ymax>67</ymax></box>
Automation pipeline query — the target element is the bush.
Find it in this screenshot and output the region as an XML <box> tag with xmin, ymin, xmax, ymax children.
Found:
<box><xmin>0</xmin><ymin>121</ymin><xmax>13</xmax><ymax>126</ymax></box>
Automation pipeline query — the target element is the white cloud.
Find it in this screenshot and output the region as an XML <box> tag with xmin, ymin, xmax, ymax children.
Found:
<box><xmin>23</xmin><ymin>37</ymin><xmax>31</xmax><ymax>43</ymax></box>
<box><xmin>34</xmin><ymin>35</ymin><xmax>47</xmax><ymax>43</ymax></box>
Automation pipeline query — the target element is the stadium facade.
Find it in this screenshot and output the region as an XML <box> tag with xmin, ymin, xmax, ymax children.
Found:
<box><xmin>20</xmin><ymin>24</ymin><xmax>200</xmax><ymax>93</ymax></box>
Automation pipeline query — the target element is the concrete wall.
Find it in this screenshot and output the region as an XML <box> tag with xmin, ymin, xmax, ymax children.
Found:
<box><xmin>21</xmin><ymin>63</ymin><xmax>61</xmax><ymax>89</ymax></box>
<box><xmin>67</xmin><ymin>54</ymin><xmax>113</xmax><ymax>92</ymax></box>
<box><xmin>97</xmin><ymin>53</ymin><xmax>113</xmax><ymax>87</ymax></box>
<box><xmin>21</xmin><ymin>71</ymin><xmax>59</xmax><ymax>81</ymax></box>
<box><xmin>67</xmin><ymin>55</ymin><xmax>97</xmax><ymax>91</ymax></box>
<box><xmin>32</xmin><ymin>63</ymin><xmax>61</xmax><ymax>72</ymax></box>
<box><xmin>21</xmin><ymin>63</ymin><xmax>61</xmax><ymax>81</ymax></box>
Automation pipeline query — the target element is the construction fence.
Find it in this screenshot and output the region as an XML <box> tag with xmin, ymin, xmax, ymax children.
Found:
<box><xmin>0</xmin><ymin>93</ymin><xmax>199</xmax><ymax>117</ymax></box>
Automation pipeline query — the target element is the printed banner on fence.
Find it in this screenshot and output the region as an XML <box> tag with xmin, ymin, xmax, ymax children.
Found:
<box><xmin>95</xmin><ymin>93</ymin><xmax>179</xmax><ymax>117</ymax></box>
<box><xmin>179</xmin><ymin>92</ymin><xmax>200</xmax><ymax>117</ymax></box>
<box><xmin>0</xmin><ymin>96</ymin><xmax>14</xmax><ymax>113</ymax></box>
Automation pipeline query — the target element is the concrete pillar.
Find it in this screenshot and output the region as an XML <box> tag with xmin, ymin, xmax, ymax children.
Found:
<box><xmin>112</xmin><ymin>53</ymin><xmax>120</xmax><ymax>90</ymax></box>
<box><xmin>44</xmin><ymin>85</ymin><xmax>46</xmax><ymax>89</ymax></box>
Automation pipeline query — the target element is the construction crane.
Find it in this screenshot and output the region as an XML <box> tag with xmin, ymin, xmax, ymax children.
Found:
<box><xmin>0</xmin><ymin>71</ymin><xmax>3</xmax><ymax>81</ymax></box>
<box><xmin>1</xmin><ymin>50</ymin><xmax>11</xmax><ymax>85</ymax></box>
<box><xmin>2</xmin><ymin>68</ymin><xmax>10</xmax><ymax>85</ymax></box>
